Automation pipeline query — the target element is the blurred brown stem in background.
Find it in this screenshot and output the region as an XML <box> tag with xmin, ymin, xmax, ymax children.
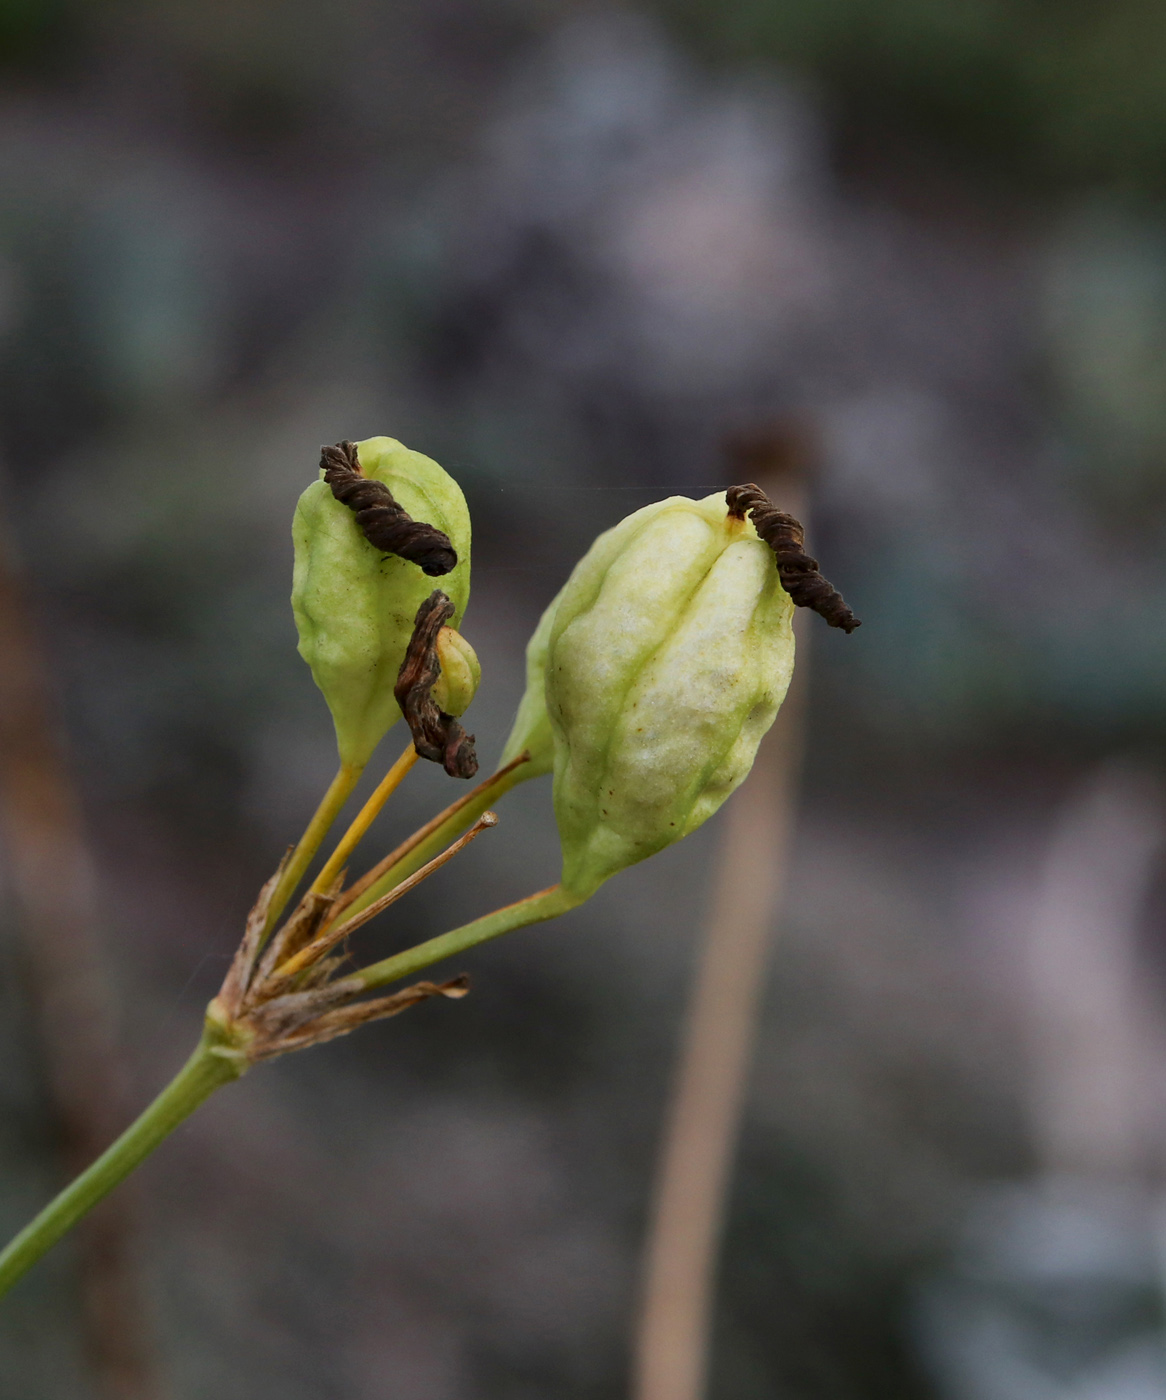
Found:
<box><xmin>0</xmin><ymin>516</ymin><xmax>162</xmax><ymax>1400</ymax></box>
<box><xmin>632</xmin><ymin>427</ymin><xmax>813</xmax><ymax>1400</ymax></box>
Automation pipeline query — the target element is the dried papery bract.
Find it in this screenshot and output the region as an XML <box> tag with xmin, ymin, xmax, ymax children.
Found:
<box><xmin>207</xmin><ymin>810</ymin><xmax>499</xmax><ymax>1064</ymax></box>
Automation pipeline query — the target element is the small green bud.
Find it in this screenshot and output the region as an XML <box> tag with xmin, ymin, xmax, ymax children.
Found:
<box><xmin>292</xmin><ymin>437</ymin><xmax>471</xmax><ymax>768</ymax></box>
<box><xmin>546</xmin><ymin>493</ymin><xmax>794</xmax><ymax>900</ymax></box>
<box><xmin>432</xmin><ymin>626</ymin><xmax>480</xmax><ymax>717</ymax></box>
<box><xmin>498</xmin><ymin>585</ymin><xmax>562</xmax><ymax>779</ymax></box>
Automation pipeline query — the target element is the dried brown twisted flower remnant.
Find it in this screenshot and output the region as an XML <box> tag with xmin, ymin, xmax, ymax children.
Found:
<box><xmin>396</xmin><ymin>591</ymin><xmax>479</xmax><ymax>779</ymax></box>
<box><xmin>210</xmin><ymin>818</ymin><xmax>495</xmax><ymax>1062</ymax></box>
<box><xmin>321</xmin><ymin>440</ymin><xmax>458</xmax><ymax>576</ymax></box>
<box><xmin>726</xmin><ymin>483</ymin><xmax>861</xmax><ymax>633</ymax></box>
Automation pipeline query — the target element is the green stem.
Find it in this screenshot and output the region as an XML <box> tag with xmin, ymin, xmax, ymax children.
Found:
<box><xmin>353</xmin><ymin>882</ymin><xmax>583</xmax><ymax>992</ymax></box>
<box><xmin>0</xmin><ymin>1029</ymin><xmax>244</xmax><ymax>1298</ymax></box>
<box><xmin>264</xmin><ymin>761</ymin><xmax>363</xmax><ymax>937</ymax></box>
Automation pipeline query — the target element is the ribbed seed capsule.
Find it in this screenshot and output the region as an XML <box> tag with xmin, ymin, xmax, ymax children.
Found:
<box><xmin>292</xmin><ymin>437</ymin><xmax>471</xmax><ymax>769</ymax></box>
<box><xmin>545</xmin><ymin>492</ymin><xmax>794</xmax><ymax>900</ymax></box>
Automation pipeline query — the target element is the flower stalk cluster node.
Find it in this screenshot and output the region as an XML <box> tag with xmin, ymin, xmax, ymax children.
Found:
<box><xmin>208</xmin><ymin>811</ymin><xmax>496</xmax><ymax>1064</ymax></box>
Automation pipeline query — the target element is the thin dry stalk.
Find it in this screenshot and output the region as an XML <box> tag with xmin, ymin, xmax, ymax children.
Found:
<box><xmin>252</xmin><ymin>883</ymin><xmax>342</xmax><ymax>990</ymax></box>
<box><xmin>209</xmin><ymin>810</ymin><xmax>498</xmax><ymax>1063</ymax></box>
<box><xmin>632</xmin><ymin>439</ymin><xmax>812</xmax><ymax>1400</ymax></box>
<box><xmin>0</xmin><ymin>525</ymin><xmax>162</xmax><ymax>1400</ymax></box>
<box><xmin>270</xmin><ymin>812</ymin><xmax>498</xmax><ymax>986</ymax></box>
<box><xmin>331</xmin><ymin>751</ymin><xmax>528</xmax><ymax>921</ymax></box>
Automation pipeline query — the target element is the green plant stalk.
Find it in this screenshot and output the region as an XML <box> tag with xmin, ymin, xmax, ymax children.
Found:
<box><xmin>0</xmin><ymin>1028</ymin><xmax>246</xmax><ymax>1297</ymax></box>
<box><xmin>0</xmin><ymin>772</ymin><xmax>563</xmax><ymax>1296</ymax></box>
<box><xmin>352</xmin><ymin>882</ymin><xmax>582</xmax><ymax>992</ymax></box>
<box><xmin>340</xmin><ymin>758</ymin><xmax>532</xmax><ymax>921</ymax></box>
<box><xmin>264</xmin><ymin>761</ymin><xmax>363</xmax><ymax>937</ymax></box>
<box><xmin>311</xmin><ymin>744</ymin><xmax>417</xmax><ymax>896</ymax></box>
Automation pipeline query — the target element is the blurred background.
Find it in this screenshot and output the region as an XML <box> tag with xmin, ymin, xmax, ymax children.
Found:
<box><xmin>2</xmin><ymin>1</ymin><xmax>1166</xmax><ymax>1397</ymax></box>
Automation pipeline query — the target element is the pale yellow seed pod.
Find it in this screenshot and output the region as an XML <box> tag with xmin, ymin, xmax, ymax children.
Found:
<box><xmin>545</xmin><ymin>493</ymin><xmax>795</xmax><ymax>900</ymax></box>
<box><xmin>497</xmin><ymin>583</ymin><xmax>562</xmax><ymax>779</ymax></box>
<box><xmin>291</xmin><ymin>437</ymin><xmax>471</xmax><ymax>769</ymax></box>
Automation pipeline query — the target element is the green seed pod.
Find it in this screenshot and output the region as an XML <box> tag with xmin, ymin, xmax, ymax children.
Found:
<box><xmin>498</xmin><ymin>585</ymin><xmax>562</xmax><ymax>779</ymax></box>
<box><xmin>292</xmin><ymin>437</ymin><xmax>471</xmax><ymax>769</ymax></box>
<box><xmin>546</xmin><ymin>492</ymin><xmax>794</xmax><ymax>900</ymax></box>
<box><xmin>432</xmin><ymin>626</ymin><xmax>480</xmax><ymax>717</ymax></box>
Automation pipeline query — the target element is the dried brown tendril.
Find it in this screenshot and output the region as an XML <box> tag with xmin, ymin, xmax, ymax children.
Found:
<box><xmin>726</xmin><ymin>483</ymin><xmax>861</xmax><ymax>633</ymax></box>
<box><xmin>321</xmin><ymin>440</ymin><xmax>458</xmax><ymax>576</ymax></box>
<box><xmin>395</xmin><ymin>590</ymin><xmax>479</xmax><ymax>778</ymax></box>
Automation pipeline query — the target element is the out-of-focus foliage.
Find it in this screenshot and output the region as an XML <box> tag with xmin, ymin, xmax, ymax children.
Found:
<box><xmin>0</xmin><ymin>0</ymin><xmax>66</xmax><ymax>63</ymax></box>
<box><xmin>661</xmin><ymin>0</ymin><xmax>1166</xmax><ymax>192</ymax></box>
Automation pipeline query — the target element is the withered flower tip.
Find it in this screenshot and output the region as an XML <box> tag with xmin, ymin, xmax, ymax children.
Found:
<box><xmin>321</xmin><ymin>440</ymin><xmax>458</xmax><ymax>576</ymax></box>
<box><xmin>395</xmin><ymin>591</ymin><xmax>479</xmax><ymax>779</ymax></box>
<box><xmin>212</xmin><ymin>846</ymin><xmax>480</xmax><ymax>1063</ymax></box>
<box><xmin>725</xmin><ymin>483</ymin><xmax>861</xmax><ymax>633</ymax></box>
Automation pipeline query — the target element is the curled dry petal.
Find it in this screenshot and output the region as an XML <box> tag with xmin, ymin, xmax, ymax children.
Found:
<box><xmin>725</xmin><ymin>483</ymin><xmax>860</xmax><ymax>632</ymax></box>
<box><xmin>321</xmin><ymin>441</ymin><xmax>457</xmax><ymax>576</ymax></box>
<box><xmin>395</xmin><ymin>591</ymin><xmax>479</xmax><ymax>778</ymax></box>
